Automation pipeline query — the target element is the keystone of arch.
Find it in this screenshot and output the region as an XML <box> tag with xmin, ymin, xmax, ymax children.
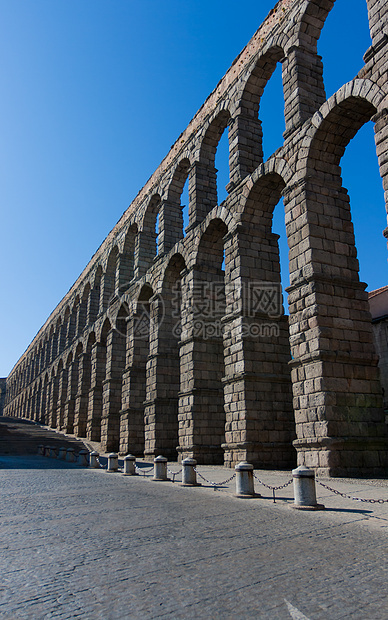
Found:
<box><xmin>238</xmin><ymin>157</ymin><xmax>293</xmax><ymax>208</ymax></box>
<box><xmin>188</xmin><ymin>206</ymin><xmax>238</xmax><ymax>268</ymax></box>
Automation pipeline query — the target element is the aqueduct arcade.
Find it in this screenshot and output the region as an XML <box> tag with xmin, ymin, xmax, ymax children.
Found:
<box><xmin>4</xmin><ymin>0</ymin><xmax>388</xmax><ymax>476</ymax></box>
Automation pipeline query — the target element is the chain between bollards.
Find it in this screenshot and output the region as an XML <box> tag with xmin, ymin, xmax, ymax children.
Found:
<box><xmin>33</xmin><ymin>446</ymin><xmax>388</xmax><ymax>507</ymax></box>
<box><xmin>316</xmin><ymin>479</ymin><xmax>388</xmax><ymax>504</ymax></box>
<box><xmin>253</xmin><ymin>473</ymin><xmax>293</xmax><ymax>502</ymax></box>
<box><xmin>194</xmin><ymin>468</ymin><xmax>236</xmax><ymax>490</ymax></box>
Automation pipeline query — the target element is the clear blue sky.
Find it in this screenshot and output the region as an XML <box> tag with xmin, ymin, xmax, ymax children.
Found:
<box><xmin>1</xmin><ymin>0</ymin><xmax>386</xmax><ymax>377</ymax></box>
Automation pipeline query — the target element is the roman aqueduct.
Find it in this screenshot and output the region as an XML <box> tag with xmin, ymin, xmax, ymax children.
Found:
<box><xmin>4</xmin><ymin>0</ymin><xmax>388</xmax><ymax>476</ymax></box>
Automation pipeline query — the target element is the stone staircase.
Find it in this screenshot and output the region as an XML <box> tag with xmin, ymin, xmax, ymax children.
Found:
<box><xmin>0</xmin><ymin>416</ymin><xmax>88</xmax><ymax>456</ymax></box>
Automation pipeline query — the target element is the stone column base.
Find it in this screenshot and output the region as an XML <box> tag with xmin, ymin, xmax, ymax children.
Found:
<box><xmin>177</xmin><ymin>444</ymin><xmax>224</xmax><ymax>465</ymax></box>
<box><xmin>119</xmin><ymin>408</ymin><xmax>145</xmax><ymax>456</ymax></box>
<box><xmin>222</xmin><ymin>441</ymin><xmax>296</xmax><ymax>470</ymax></box>
<box><xmin>294</xmin><ymin>436</ymin><xmax>388</xmax><ymax>477</ymax></box>
<box><xmin>86</xmin><ymin>418</ymin><xmax>101</xmax><ymax>442</ymax></box>
<box><xmin>100</xmin><ymin>413</ymin><xmax>120</xmax><ymax>453</ymax></box>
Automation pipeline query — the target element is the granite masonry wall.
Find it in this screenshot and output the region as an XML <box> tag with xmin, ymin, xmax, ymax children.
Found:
<box><xmin>4</xmin><ymin>0</ymin><xmax>388</xmax><ymax>476</ymax></box>
<box><xmin>0</xmin><ymin>379</ymin><xmax>6</xmax><ymax>417</ymax></box>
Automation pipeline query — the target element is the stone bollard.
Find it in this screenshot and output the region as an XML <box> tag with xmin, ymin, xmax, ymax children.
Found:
<box><xmin>153</xmin><ymin>455</ymin><xmax>168</xmax><ymax>481</ymax></box>
<box><xmin>37</xmin><ymin>445</ymin><xmax>44</xmax><ymax>456</ymax></box>
<box><xmin>123</xmin><ymin>454</ymin><xmax>136</xmax><ymax>475</ymax></box>
<box><xmin>44</xmin><ymin>445</ymin><xmax>51</xmax><ymax>457</ymax></box>
<box><xmin>66</xmin><ymin>448</ymin><xmax>76</xmax><ymax>463</ymax></box>
<box><xmin>78</xmin><ymin>449</ymin><xmax>89</xmax><ymax>467</ymax></box>
<box><xmin>181</xmin><ymin>458</ymin><xmax>199</xmax><ymax>486</ymax></box>
<box><xmin>235</xmin><ymin>462</ymin><xmax>259</xmax><ymax>498</ymax></box>
<box><xmin>49</xmin><ymin>446</ymin><xmax>58</xmax><ymax>459</ymax></box>
<box><xmin>89</xmin><ymin>451</ymin><xmax>100</xmax><ymax>468</ymax></box>
<box><xmin>58</xmin><ymin>447</ymin><xmax>67</xmax><ymax>460</ymax></box>
<box><xmin>107</xmin><ymin>453</ymin><xmax>119</xmax><ymax>472</ymax></box>
<box><xmin>292</xmin><ymin>465</ymin><xmax>325</xmax><ymax>510</ymax></box>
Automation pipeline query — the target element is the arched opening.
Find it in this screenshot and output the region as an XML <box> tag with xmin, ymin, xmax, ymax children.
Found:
<box><xmin>49</xmin><ymin>367</ymin><xmax>59</xmax><ymax>428</ymax></box>
<box><xmin>167</xmin><ymin>158</ymin><xmax>190</xmax><ymax>240</ymax></box>
<box><xmin>144</xmin><ymin>253</ymin><xmax>186</xmax><ymax>460</ymax></box>
<box><xmin>120</xmin><ymin>284</ymin><xmax>153</xmax><ymax>456</ymax></box>
<box><xmin>234</xmin><ymin>172</ymin><xmax>295</xmax><ymax>468</ymax></box>
<box><xmin>64</xmin><ymin>344</ymin><xmax>81</xmax><ymax>434</ymax></box>
<box><xmin>56</xmin><ymin>358</ymin><xmax>66</xmax><ymax>430</ymax></box>
<box><xmin>88</xmin><ymin>266</ymin><xmax>102</xmax><ymax>324</ymax></box>
<box><xmin>270</xmin><ymin>196</ymin><xmax>290</xmax><ymax>293</ymax></box>
<box><xmin>67</xmin><ymin>297</ymin><xmax>79</xmax><ymax>347</ymax></box>
<box><xmin>40</xmin><ymin>374</ymin><xmax>49</xmax><ymax>425</ymax></box>
<box><xmin>214</xmin><ymin>126</ymin><xmax>230</xmax><ymax>204</ymax></box>
<box><xmin>101</xmin><ymin>304</ymin><xmax>128</xmax><ymax>452</ymax></box>
<box><xmin>181</xmin><ymin>175</ymin><xmax>189</xmax><ymax>234</ymax></box>
<box><xmin>77</xmin><ymin>284</ymin><xmax>90</xmax><ymax>336</ymax></box>
<box><xmin>231</xmin><ymin>46</ymin><xmax>285</xmax><ymax>187</ymax></box>
<box><xmin>200</xmin><ymin>111</ymin><xmax>231</xmax><ymax>207</ymax></box>
<box><xmin>74</xmin><ymin>332</ymin><xmax>94</xmax><ymax>438</ymax></box>
<box><xmin>191</xmin><ymin>218</ymin><xmax>228</xmax><ymax>464</ymax></box>
<box><xmin>119</xmin><ymin>224</ymin><xmax>138</xmax><ymax>293</ymax></box>
<box><xmin>87</xmin><ymin>320</ymin><xmax>111</xmax><ymax>443</ymax></box>
<box><xmin>259</xmin><ymin>61</ymin><xmax>285</xmax><ymax>160</ymax></box>
<box><xmin>102</xmin><ymin>247</ymin><xmax>119</xmax><ymax>310</ymax></box>
<box><xmin>289</xmin><ymin>94</ymin><xmax>388</xmax><ymax>474</ymax></box>
<box><xmin>59</xmin><ymin>308</ymin><xmax>70</xmax><ymax>354</ymax></box>
<box><xmin>138</xmin><ymin>195</ymin><xmax>161</xmax><ymax>273</ymax></box>
<box><xmin>318</xmin><ymin>0</ymin><xmax>371</xmax><ymax>100</ymax></box>
<box><xmin>51</xmin><ymin>319</ymin><xmax>61</xmax><ymax>362</ymax></box>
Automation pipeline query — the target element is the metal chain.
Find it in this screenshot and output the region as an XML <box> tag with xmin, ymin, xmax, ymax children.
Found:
<box><xmin>96</xmin><ymin>456</ymin><xmax>106</xmax><ymax>469</ymax></box>
<box><xmin>252</xmin><ymin>474</ymin><xmax>293</xmax><ymax>503</ymax></box>
<box><xmin>167</xmin><ymin>467</ymin><xmax>182</xmax><ymax>483</ymax></box>
<box><xmin>253</xmin><ymin>473</ymin><xmax>293</xmax><ymax>491</ymax></box>
<box><xmin>316</xmin><ymin>479</ymin><xmax>388</xmax><ymax>504</ymax></box>
<box><xmin>194</xmin><ymin>468</ymin><xmax>236</xmax><ymax>489</ymax></box>
<box><xmin>135</xmin><ymin>465</ymin><xmax>154</xmax><ymax>477</ymax></box>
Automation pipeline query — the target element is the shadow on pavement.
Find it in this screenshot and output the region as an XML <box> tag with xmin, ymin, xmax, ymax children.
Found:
<box><xmin>324</xmin><ymin>507</ymin><xmax>373</xmax><ymax>514</ymax></box>
<box><xmin>0</xmin><ymin>455</ymin><xmax>83</xmax><ymax>470</ymax></box>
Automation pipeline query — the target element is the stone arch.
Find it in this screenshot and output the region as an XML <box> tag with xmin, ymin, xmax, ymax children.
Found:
<box><xmin>101</xmin><ymin>246</ymin><xmax>119</xmax><ymax>311</ymax></box>
<box><xmin>33</xmin><ymin>378</ymin><xmax>41</xmax><ymax>422</ymax></box>
<box><xmin>118</xmin><ymin>224</ymin><xmax>138</xmax><ymax>293</ymax></box>
<box><xmin>229</xmin><ymin>45</ymin><xmax>285</xmax><ymax>186</ymax></box>
<box><xmin>137</xmin><ymin>195</ymin><xmax>162</xmax><ymax>275</ymax></box>
<box><xmin>119</xmin><ymin>283</ymin><xmax>153</xmax><ymax>456</ymax></box>
<box><xmin>280</xmin><ymin>0</ymin><xmax>335</xmax><ymax>130</ymax></box>
<box><xmin>64</xmin><ymin>345</ymin><xmax>81</xmax><ymax>435</ymax></box>
<box><xmin>225</xmin><ymin>168</ymin><xmax>296</xmax><ymax>468</ymax></box>
<box><xmin>238</xmin><ymin>157</ymin><xmax>293</xmax><ymax>220</ymax></box>
<box><xmin>144</xmin><ymin>253</ymin><xmax>187</xmax><ymax>460</ymax></box>
<box><xmin>285</xmin><ymin>82</ymin><xmax>388</xmax><ymax>474</ymax></box>
<box><xmin>162</xmin><ymin>158</ymin><xmax>191</xmax><ymax>246</ymax></box>
<box><xmin>67</xmin><ymin>297</ymin><xmax>79</xmax><ymax>346</ymax></box>
<box><xmin>100</xmin><ymin>304</ymin><xmax>128</xmax><ymax>451</ymax></box>
<box><xmin>59</xmin><ymin>307</ymin><xmax>70</xmax><ymax>355</ymax></box>
<box><xmin>239</xmin><ymin>45</ymin><xmax>285</xmax><ymax>119</ymax></box>
<box><xmin>86</xmin><ymin>320</ymin><xmax>110</xmax><ymax>443</ymax></box>
<box><xmin>293</xmin><ymin>1</ymin><xmax>335</xmax><ymax>53</ymax></box>
<box><xmin>40</xmin><ymin>373</ymin><xmax>49</xmax><ymax>424</ymax></box>
<box><xmin>77</xmin><ymin>283</ymin><xmax>90</xmax><ymax>335</ymax></box>
<box><xmin>54</xmin><ymin>358</ymin><xmax>65</xmax><ymax>430</ymax></box>
<box><xmin>167</xmin><ymin>159</ymin><xmax>191</xmax><ymax>205</ymax></box>
<box><xmin>179</xmin><ymin>218</ymin><xmax>229</xmax><ymax>464</ymax></box>
<box><xmin>193</xmin><ymin>110</ymin><xmax>231</xmax><ymax>220</ymax></box>
<box><xmin>57</xmin><ymin>353</ymin><xmax>71</xmax><ymax>431</ymax></box>
<box><xmin>88</xmin><ymin>266</ymin><xmax>103</xmax><ymax>324</ymax></box>
<box><xmin>74</xmin><ymin>331</ymin><xmax>94</xmax><ymax>438</ymax></box>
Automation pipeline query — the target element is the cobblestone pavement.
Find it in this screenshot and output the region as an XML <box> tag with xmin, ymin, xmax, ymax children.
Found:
<box><xmin>1</xmin><ymin>452</ymin><xmax>388</xmax><ymax>619</ymax></box>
